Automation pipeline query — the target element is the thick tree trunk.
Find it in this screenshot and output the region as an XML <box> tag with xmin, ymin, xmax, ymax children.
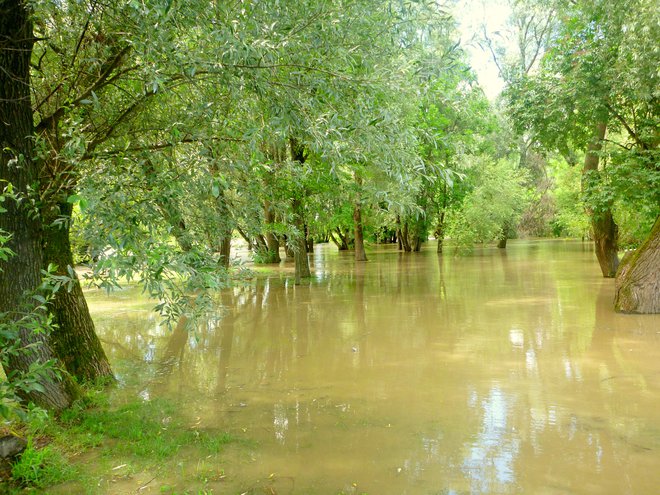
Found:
<box><xmin>43</xmin><ymin>201</ymin><xmax>114</xmax><ymax>382</ymax></box>
<box><xmin>401</xmin><ymin>222</ymin><xmax>412</xmax><ymax>252</ymax></box>
<box><xmin>0</xmin><ymin>1</ymin><xmax>76</xmax><ymax>410</ymax></box>
<box><xmin>582</xmin><ymin>122</ymin><xmax>619</xmax><ymax>277</ymax></box>
<box><xmin>614</xmin><ymin>215</ymin><xmax>660</xmax><ymax>314</ymax></box>
<box><xmin>331</xmin><ymin>227</ymin><xmax>351</xmax><ymax>250</ymax></box>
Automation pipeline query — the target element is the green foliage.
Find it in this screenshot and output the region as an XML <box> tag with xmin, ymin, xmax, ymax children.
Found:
<box><xmin>505</xmin><ymin>0</ymin><xmax>659</xmax><ymax>247</ymax></box>
<box><xmin>446</xmin><ymin>158</ymin><xmax>530</xmax><ymax>251</ymax></box>
<box><xmin>548</xmin><ymin>160</ymin><xmax>590</xmax><ymax>238</ymax></box>
<box><xmin>0</xmin><ymin>252</ymin><xmax>71</xmax><ymax>421</ymax></box>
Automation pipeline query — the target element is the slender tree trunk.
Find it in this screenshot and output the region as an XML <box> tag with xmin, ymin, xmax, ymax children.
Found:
<box><xmin>42</xmin><ymin>201</ymin><xmax>114</xmax><ymax>382</ymax></box>
<box><xmin>291</xmin><ymin>198</ymin><xmax>311</xmax><ymax>280</ymax></box>
<box><xmin>582</xmin><ymin>122</ymin><xmax>619</xmax><ymax>277</ymax></box>
<box><xmin>353</xmin><ymin>203</ymin><xmax>368</xmax><ymax>262</ymax></box>
<box><xmin>614</xmin><ymin>215</ymin><xmax>660</xmax><ymax>313</ymax></box>
<box><xmin>263</xmin><ymin>200</ymin><xmax>281</xmax><ymax>263</ymax></box>
<box><xmin>305</xmin><ymin>224</ymin><xmax>314</xmax><ymax>253</ymax></box>
<box><xmin>213</xmin><ymin>189</ymin><xmax>232</xmax><ymax>268</ymax></box>
<box><xmin>436</xmin><ymin>210</ymin><xmax>445</xmax><ymax>254</ymax></box>
<box><xmin>0</xmin><ymin>1</ymin><xmax>76</xmax><ymax>410</ymax></box>
<box><xmin>288</xmin><ymin>137</ymin><xmax>310</xmax><ymax>279</ymax></box>
<box><xmin>354</xmin><ymin>176</ymin><xmax>367</xmax><ymax>262</ymax></box>
<box><xmin>396</xmin><ymin>215</ymin><xmax>403</xmax><ymax>250</ymax></box>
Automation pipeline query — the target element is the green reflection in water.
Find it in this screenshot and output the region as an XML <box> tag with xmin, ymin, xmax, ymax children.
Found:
<box><xmin>89</xmin><ymin>240</ymin><xmax>660</xmax><ymax>494</ymax></box>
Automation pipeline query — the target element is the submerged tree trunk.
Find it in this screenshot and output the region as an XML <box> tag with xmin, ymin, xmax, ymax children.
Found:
<box><xmin>614</xmin><ymin>215</ymin><xmax>660</xmax><ymax>314</ymax></box>
<box><xmin>401</xmin><ymin>222</ymin><xmax>412</xmax><ymax>252</ymax></box>
<box><xmin>0</xmin><ymin>1</ymin><xmax>76</xmax><ymax>410</ymax></box>
<box><xmin>289</xmin><ymin>137</ymin><xmax>310</xmax><ymax>280</ymax></box>
<box><xmin>263</xmin><ymin>200</ymin><xmax>281</xmax><ymax>263</ymax></box>
<box><xmin>582</xmin><ymin>122</ymin><xmax>619</xmax><ymax>277</ymax></box>
<box><xmin>213</xmin><ymin>189</ymin><xmax>232</xmax><ymax>268</ymax></box>
<box><xmin>291</xmin><ymin>198</ymin><xmax>311</xmax><ymax>280</ymax></box>
<box><xmin>353</xmin><ymin>176</ymin><xmax>367</xmax><ymax>262</ymax></box>
<box><xmin>436</xmin><ymin>210</ymin><xmax>446</xmax><ymax>254</ymax></box>
<box><xmin>43</xmin><ymin>201</ymin><xmax>114</xmax><ymax>382</ymax></box>
<box><xmin>329</xmin><ymin>228</ymin><xmax>349</xmax><ymax>251</ymax></box>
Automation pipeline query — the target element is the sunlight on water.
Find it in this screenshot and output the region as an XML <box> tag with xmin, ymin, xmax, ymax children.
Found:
<box><xmin>89</xmin><ymin>240</ymin><xmax>660</xmax><ymax>494</ymax></box>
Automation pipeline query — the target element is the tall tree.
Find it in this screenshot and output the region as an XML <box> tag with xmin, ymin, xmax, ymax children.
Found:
<box><xmin>1</xmin><ymin>0</ymin><xmax>76</xmax><ymax>410</ymax></box>
<box><xmin>505</xmin><ymin>0</ymin><xmax>659</xmax><ymax>277</ymax></box>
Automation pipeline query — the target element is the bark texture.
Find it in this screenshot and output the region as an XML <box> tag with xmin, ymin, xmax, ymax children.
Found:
<box><xmin>289</xmin><ymin>138</ymin><xmax>311</xmax><ymax>280</ymax></box>
<box><xmin>42</xmin><ymin>201</ymin><xmax>114</xmax><ymax>382</ymax></box>
<box><xmin>614</xmin><ymin>215</ymin><xmax>660</xmax><ymax>314</ymax></box>
<box><xmin>263</xmin><ymin>200</ymin><xmax>281</xmax><ymax>263</ymax></box>
<box><xmin>353</xmin><ymin>175</ymin><xmax>367</xmax><ymax>262</ymax></box>
<box><xmin>291</xmin><ymin>197</ymin><xmax>311</xmax><ymax>280</ymax></box>
<box><xmin>582</xmin><ymin>122</ymin><xmax>619</xmax><ymax>277</ymax></box>
<box><xmin>0</xmin><ymin>1</ymin><xmax>75</xmax><ymax>410</ymax></box>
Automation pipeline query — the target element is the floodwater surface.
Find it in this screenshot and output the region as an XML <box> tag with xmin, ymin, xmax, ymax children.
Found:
<box><xmin>87</xmin><ymin>240</ymin><xmax>660</xmax><ymax>494</ymax></box>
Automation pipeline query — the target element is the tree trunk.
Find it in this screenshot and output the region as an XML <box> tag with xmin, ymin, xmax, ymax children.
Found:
<box><xmin>354</xmin><ymin>176</ymin><xmax>367</xmax><ymax>262</ymax></box>
<box><xmin>436</xmin><ymin>211</ymin><xmax>445</xmax><ymax>253</ymax></box>
<box><xmin>213</xmin><ymin>190</ymin><xmax>232</xmax><ymax>268</ymax></box>
<box><xmin>263</xmin><ymin>200</ymin><xmax>281</xmax><ymax>263</ymax></box>
<box><xmin>289</xmin><ymin>137</ymin><xmax>310</xmax><ymax>280</ymax></box>
<box><xmin>0</xmin><ymin>1</ymin><xmax>76</xmax><ymax>410</ymax></box>
<box><xmin>305</xmin><ymin>224</ymin><xmax>314</xmax><ymax>253</ymax></box>
<box><xmin>401</xmin><ymin>222</ymin><xmax>412</xmax><ymax>252</ymax></box>
<box><xmin>582</xmin><ymin>122</ymin><xmax>619</xmax><ymax>277</ymax></box>
<box><xmin>42</xmin><ymin>201</ymin><xmax>114</xmax><ymax>382</ymax></box>
<box><xmin>353</xmin><ymin>203</ymin><xmax>368</xmax><ymax>262</ymax></box>
<box><xmin>614</xmin><ymin>215</ymin><xmax>660</xmax><ymax>314</ymax></box>
<box><xmin>291</xmin><ymin>198</ymin><xmax>311</xmax><ymax>280</ymax></box>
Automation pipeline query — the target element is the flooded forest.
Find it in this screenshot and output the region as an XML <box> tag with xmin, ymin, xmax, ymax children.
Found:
<box><xmin>1</xmin><ymin>0</ymin><xmax>658</xmax><ymax>494</ymax></box>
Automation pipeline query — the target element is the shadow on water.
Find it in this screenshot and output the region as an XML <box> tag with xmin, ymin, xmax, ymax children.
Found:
<box><xmin>89</xmin><ymin>240</ymin><xmax>660</xmax><ymax>494</ymax></box>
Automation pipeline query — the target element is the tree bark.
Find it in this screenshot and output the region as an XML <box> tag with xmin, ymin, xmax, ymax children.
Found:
<box><xmin>0</xmin><ymin>1</ymin><xmax>76</xmax><ymax>410</ymax></box>
<box><xmin>401</xmin><ymin>222</ymin><xmax>412</xmax><ymax>252</ymax></box>
<box><xmin>213</xmin><ymin>189</ymin><xmax>232</xmax><ymax>268</ymax></box>
<box><xmin>614</xmin><ymin>215</ymin><xmax>660</xmax><ymax>314</ymax></box>
<box><xmin>291</xmin><ymin>198</ymin><xmax>311</xmax><ymax>280</ymax></box>
<box><xmin>436</xmin><ymin>210</ymin><xmax>445</xmax><ymax>254</ymax></box>
<box><xmin>582</xmin><ymin>122</ymin><xmax>619</xmax><ymax>277</ymax></box>
<box><xmin>263</xmin><ymin>200</ymin><xmax>281</xmax><ymax>263</ymax></box>
<box><xmin>289</xmin><ymin>137</ymin><xmax>310</xmax><ymax>280</ymax></box>
<box><xmin>353</xmin><ymin>176</ymin><xmax>367</xmax><ymax>262</ymax></box>
<box><xmin>42</xmin><ymin>201</ymin><xmax>114</xmax><ymax>382</ymax></box>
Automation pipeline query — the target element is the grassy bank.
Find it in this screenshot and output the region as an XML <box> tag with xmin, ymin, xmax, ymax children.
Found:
<box><xmin>2</xmin><ymin>388</ymin><xmax>236</xmax><ymax>494</ymax></box>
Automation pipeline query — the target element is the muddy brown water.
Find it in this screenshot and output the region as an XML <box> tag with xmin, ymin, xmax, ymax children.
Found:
<box><xmin>86</xmin><ymin>240</ymin><xmax>660</xmax><ymax>495</ymax></box>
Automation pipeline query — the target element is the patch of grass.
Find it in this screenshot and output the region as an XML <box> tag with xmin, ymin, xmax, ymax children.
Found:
<box><xmin>5</xmin><ymin>391</ymin><xmax>237</xmax><ymax>493</ymax></box>
<box><xmin>60</xmin><ymin>398</ymin><xmax>234</xmax><ymax>461</ymax></box>
<box><xmin>10</xmin><ymin>438</ymin><xmax>76</xmax><ymax>488</ymax></box>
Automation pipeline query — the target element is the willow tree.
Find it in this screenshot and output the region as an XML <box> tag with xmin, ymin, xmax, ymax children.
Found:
<box><xmin>1</xmin><ymin>0</ymin><xmax>76</xmax><ymax>411</ymax></box>
<box><xmin>506</xmin><ymin>0</ymin><xmax>659</xmax><ymax>278</ymax></box>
